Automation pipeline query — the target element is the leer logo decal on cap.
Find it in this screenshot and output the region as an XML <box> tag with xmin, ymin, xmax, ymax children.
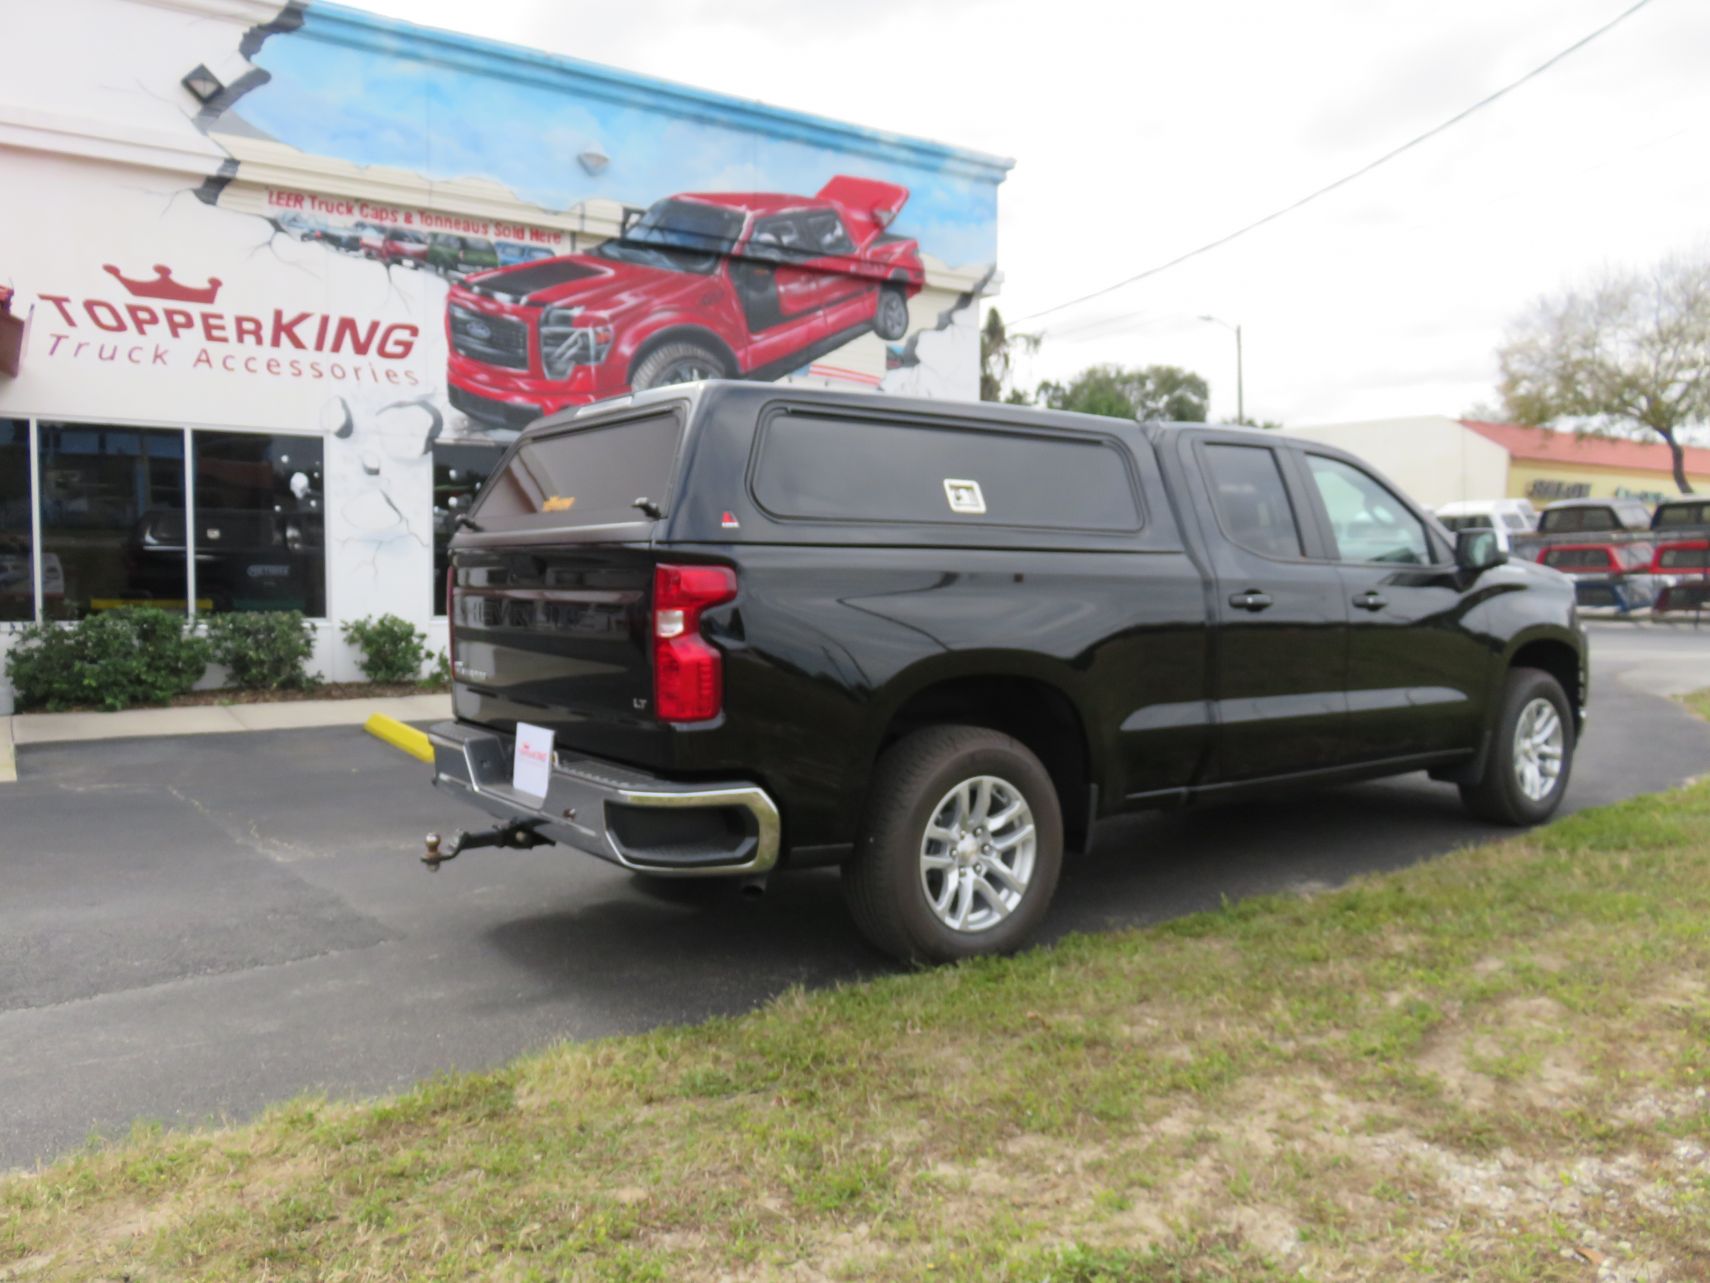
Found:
<box><xmin>721</xmin><ymin>511</ymin><xmax>740</xmax><ymax>529</ymax></box>
<box><xmin>943</xmin><ymin>479</ymin><xmax>986</xmax><ymax>515</ymax></box>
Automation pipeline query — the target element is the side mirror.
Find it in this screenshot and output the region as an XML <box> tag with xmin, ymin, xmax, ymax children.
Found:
<box><xmin>1455</xmin><ymin>527</ymin><xmax>1506</xmax><ymax>572</ymax></box>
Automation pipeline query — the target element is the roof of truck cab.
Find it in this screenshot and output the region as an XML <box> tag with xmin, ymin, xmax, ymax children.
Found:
<box><xmin>535</xmin><ymin>381</ymin><xmax>1174</xmax><ymax>438</ymax></box>
<box><xmin>1541</xmin><ymin>497</ymin><xmax>1650</xmax><ymax>510</ymax></box>
<box><xmin>677</xmin><ymin>193</ymin><xmax>820</xmax><ymax>214</ymax></box>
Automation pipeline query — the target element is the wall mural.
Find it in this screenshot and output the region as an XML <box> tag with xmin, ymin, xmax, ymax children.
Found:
<box><xmin>0</xmin><ymin>0</ymin><xmax>1007</xmax><ymax>630</ymax></box>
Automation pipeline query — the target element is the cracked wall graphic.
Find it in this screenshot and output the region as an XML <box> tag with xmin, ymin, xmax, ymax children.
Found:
<box><xmin>0</xmin><ymin>0</ymin><xmax>1008</xmax><ymax>672</ymax></box>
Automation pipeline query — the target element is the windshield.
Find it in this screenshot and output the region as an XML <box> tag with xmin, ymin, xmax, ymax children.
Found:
<box><xmin>597</xmin><ymin>200</ymin><xmax>744</xmax><ymax>275</ymax></box>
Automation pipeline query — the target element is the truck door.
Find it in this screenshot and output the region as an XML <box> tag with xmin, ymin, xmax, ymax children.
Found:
<box><xmin>1292</xmin><ymin>451</ymin><xmax>1490</xmax><ymax>760</ymax></box>
<box><xmin>1182</xmin><ymin>435</ymin><xmax>1351</xmax><ymax>782</ymax></box>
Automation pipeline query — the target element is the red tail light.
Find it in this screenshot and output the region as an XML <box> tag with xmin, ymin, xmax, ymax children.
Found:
<box><xmin>446</xmin><ymin>565</ymin><xmax>457</xmax><ymax>680</ymax></box>
<box><xmin>652</xmin><ymin>563</ymin><xmax>737</xmax><ymax>722</ymax></box>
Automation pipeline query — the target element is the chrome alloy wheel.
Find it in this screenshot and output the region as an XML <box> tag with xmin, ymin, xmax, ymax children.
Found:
<box><xmin>919</xmin><ymin>775</ymin><xmax>1037</xmax><ymax>933</ymax></box>
<box><xmin>660</xmin><ymin>357</ymin><xmax>721</xmax><ymax>384</ymax></box>
<box><xmin>1512</xmin><ymin>697</ymin><xmax>1565</xmax><ymax>802</ymax></box>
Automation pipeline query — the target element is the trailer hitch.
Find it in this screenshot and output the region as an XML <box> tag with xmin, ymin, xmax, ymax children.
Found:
<box><xmin>422</xmin><ymin>820</ymin><xmax>551</xmax><ymax>871</ymax></box>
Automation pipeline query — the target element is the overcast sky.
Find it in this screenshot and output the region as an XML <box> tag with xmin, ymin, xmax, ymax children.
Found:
<box><xmin>346</xmin><ymin>0</ymin><xmax>1708</xmax><ymax>425</ymax></box>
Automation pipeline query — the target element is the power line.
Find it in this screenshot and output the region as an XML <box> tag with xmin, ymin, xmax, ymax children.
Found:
<box><xmin>1011</xmin><ymin>0</ymin><xmax>1660</xmax><ymax>327</ymax></box>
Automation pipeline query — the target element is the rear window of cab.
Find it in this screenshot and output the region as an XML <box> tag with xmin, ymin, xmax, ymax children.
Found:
<box><xmin>472</xmin><ymin>411</ymin><xmax>682</xmax><ymax>530</ymax></box>
<box><xmin>1655</xmin><ymin>502</ymin><xmax>1710</xmax><ymax>529</ymax></box>
<box><xmin>751</xmin><ymin>412</ymin><xmax>1143</xmax><ymax>532</ymax></box>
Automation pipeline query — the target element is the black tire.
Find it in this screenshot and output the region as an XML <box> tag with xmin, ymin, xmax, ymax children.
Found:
<box><xmin>842</xmin><ymin>726</ymin><xmax>1064</xmax><ymax>964</ymax></box>
<box><xmin>1459</xmin><ymin>667</ymin><xmax>1575</xmax><ymax>826</ymax></box>
<box><xmin>873</xmin><ymin>285</ymin><xmax>910</xmax><ymax>341</ymax></box>
<box><xmin>629</xmin><ymin>339</ymin><xmax>730</xmax><ymax>390</ymax></box>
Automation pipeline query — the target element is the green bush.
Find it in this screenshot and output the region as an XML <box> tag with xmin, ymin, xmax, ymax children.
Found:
<box><xmin>422</xmin><ymin>648</ymin><xmax>452</xmax><ymax>691</ymax></box>
<box><xmin>341</xmin><ymin>614</ymin><xmax>429</xmax><ymax>684</ymax></box>
<box><xmin>4</xmin><ymin>608</ymin><xmax>210</xmax><ymax>711</ymax></box>
<box><xmin>205</xmin><ymin>610</ymin><xmax>319</xmax><ymax>692</ymax></box>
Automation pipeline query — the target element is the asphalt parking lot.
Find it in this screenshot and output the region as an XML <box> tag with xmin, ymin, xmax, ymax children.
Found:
<box><xmin>3</xmin><ymin>621</ymin><xmax>1708</xmax><ymax>1170</ymax></box>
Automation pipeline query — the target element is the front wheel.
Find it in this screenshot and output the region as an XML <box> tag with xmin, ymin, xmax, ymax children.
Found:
<box><xmin>1459</xmin><ymin>667</ymin><xmax>1575</xmax><ymax>825</ymax></box>
<box><xmin>630</xmin><ymin>339</ymin><xmax>730</xmax><ymax>390</ymax></box>
<box><xmin>842</xmin><ymin>726</ymin><xmax>1064</xmax><ymax>963</ymax></box>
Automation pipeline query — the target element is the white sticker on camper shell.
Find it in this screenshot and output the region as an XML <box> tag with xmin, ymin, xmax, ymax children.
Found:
<box><xmin>513</xmin><ymin>721</ymin><xmax>555</xmax><ymax>799</ymax></box>
<box><xmin>944</xmin><ymin>479</ymin><xmax>986</xmax><ymax>515</ymax></box>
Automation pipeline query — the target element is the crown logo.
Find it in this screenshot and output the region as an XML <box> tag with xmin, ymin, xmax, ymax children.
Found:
<box><xmin>102</xmin><ymin>263</ymin><xmax>223</xmax><ymax>305</ymax></box>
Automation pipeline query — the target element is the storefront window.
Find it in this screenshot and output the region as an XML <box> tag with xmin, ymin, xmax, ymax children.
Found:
<box><xmin>432</xmin><ymin>442</ymin><xmax>502</xmax><ymax>614</ymax></box>
<box><xmin>193</xmin><ymin>431</ymin><xmax>326</xmax><ymax>616</ymax></box>
<box><xmin>38</xmin><ymin>423</ymin><xmax>187</xmax><ymax>619</ymax></box>
<box><xmin>1</xmin><ymin>420</ymin><xmax>33</xmax><ymax>621</ymax></box>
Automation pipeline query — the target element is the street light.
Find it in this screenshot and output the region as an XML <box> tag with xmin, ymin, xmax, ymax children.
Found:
<box><xmin>1198</xmin><ymin>315</ymin><xmax>1244</xmax><ymax>424</ymax></box>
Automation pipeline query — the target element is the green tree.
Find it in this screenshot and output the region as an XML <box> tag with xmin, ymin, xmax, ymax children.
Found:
<box><xmin>1035</xmin><ymin>364</ymin><xmax>1210</xmax><ymax>422</ymax></box>
<box><xmin>979</xmin><ymin>308</ymin><xmax>1039</xmax><ymax>403</ymax></box>
<box><xmin>1497</xmin><ymin>254</ymin><xmax>1710</xmax><ymax>494</ymax></box>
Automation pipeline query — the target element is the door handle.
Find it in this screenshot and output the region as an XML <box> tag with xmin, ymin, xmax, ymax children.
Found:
<box><xmin>1229</xmin><ymin>590</ymin><xmax>1273</xmax><ymax>612</ymax></box>
<box><xmin>1353</xmin><ymin>591</ymin><xmax>1389</xmax><ymax>611</ymax></box>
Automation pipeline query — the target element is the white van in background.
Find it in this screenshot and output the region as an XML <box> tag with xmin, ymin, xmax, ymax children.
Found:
<box><xmin>1435</xmin><ymin>499</ymin><xmax>1538</xmax><ymax>551</ymax></box>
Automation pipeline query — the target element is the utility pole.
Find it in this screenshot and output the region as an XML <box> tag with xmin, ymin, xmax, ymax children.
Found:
<box><xmin>1198</xmin><ymin>315</ymin><xmax>1244</xmax><ymax>423</ymax></box>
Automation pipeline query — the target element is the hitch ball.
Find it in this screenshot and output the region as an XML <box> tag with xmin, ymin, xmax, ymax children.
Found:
<box><xmin>422</xmin><ymin>832</ymin><xmax>447</xmax><ymax>872</ymax></box>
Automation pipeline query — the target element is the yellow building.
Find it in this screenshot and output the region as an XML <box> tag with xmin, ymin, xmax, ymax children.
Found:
<box><xmin>1285</xmin><ymin>416</ymin><xmax>1709</xmax><ymax>508</ymax></box>
<box><xmin>1464</xmin><ymin>420</ymin><xmax>1710</xmax><ymax>504</ymax></box>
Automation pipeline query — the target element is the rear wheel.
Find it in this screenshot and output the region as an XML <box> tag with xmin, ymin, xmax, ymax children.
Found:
<box><xmin>1459</xmin><ymin>667</ymin><xmax>1574</xmax><ymax>825</ymax></box>
<box><xmin>874</xmin><ymin>285</ymin><xmax>910</xmax><ymax>341</ymax></box>
<box><xmin>842</xmin><ymin>726</ymin><xmax>1063</xmax><ymax>963</ymax></box>
<box><xmin>630</xmin><ymin>339</ymin><xmax>730</xmax><ymax>390</ymax></box>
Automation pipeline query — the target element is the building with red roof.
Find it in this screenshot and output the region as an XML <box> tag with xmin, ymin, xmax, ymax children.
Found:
<box><xmin>1285</xmin><ymin>415</ymin><xmax>1707</xmax><ymax>509</ymax></box>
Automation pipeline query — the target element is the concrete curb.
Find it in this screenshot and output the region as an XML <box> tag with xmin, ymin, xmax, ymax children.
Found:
<box><xmin>0</xmin><ymin>716</ymin><xmax>15</xmax><ymax>784</ymax></box>
<box><xmin>9</xmin><ymin>693</ymin><xmax>451</xmax><ymax>749</ymax></box>
<box><xmin>364</xmin><ymin>713</ymin><xmax>434</xmax><ymax>764</ymax></box>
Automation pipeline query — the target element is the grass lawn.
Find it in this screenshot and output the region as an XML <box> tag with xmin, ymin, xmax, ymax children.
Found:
<box><xmin>5</xmin><ymin>720</ymin><xmax>1709</xmax><ymax>1280</ymax></box>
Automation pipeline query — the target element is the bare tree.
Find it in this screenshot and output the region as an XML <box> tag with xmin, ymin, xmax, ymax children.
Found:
<box><xmin>1497</xmin><ymin>254</ymin><xmax>1710</xmax><ymax>494</ymax></box>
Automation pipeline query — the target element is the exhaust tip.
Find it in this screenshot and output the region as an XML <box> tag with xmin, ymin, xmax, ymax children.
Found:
<box><xmin>738</xmin><ymin>874</ymin><xmax>769</xmax><ymax>899</ymax></box>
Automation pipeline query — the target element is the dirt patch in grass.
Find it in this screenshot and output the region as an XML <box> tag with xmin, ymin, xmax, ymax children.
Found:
<box><xmin>6</xmin><ymin>701</ymin><xmax>1710</xmax><ymax>1280</ymax></box>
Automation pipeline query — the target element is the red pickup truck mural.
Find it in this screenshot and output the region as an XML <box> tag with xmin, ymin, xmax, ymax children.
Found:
<box><xmin>444</xmin><ymin>176</ymin><xmax>924</xmax><ymax>428</ymax></box>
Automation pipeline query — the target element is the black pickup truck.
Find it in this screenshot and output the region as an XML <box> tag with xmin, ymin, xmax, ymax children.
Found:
<box><xmin>428</xmin><ymin>382</ymin><xmax>1587</xmax><ymax>962</ymax></box>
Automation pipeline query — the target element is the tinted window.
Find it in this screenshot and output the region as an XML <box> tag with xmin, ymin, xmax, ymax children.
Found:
<box><xmin>1540</xmin><ymin>506</ymin><xmax>1617</xmax><ymax>534</ymax></box>
<box><xmin>433</xmin><ymin>442</ymin><xmax>502</xmax><ymax>612</ymax></box>
<box><xmin>1659</xmin><ymin>545</ymin><xmax>1710</xmax><ymax>568</ymax></box>
<box><xmin>1502</xmin><ymin>512</ymin><xmax>1528</xmax><ymax>530</ymax></box>
<box><xmin>1307</xmin><ymin>455</ymin><xmax>1431</xmax><ymax>565</ymax></box>
<box><xmin>1544</xmin><ymin>547</ymin><xmax>1612</xmax><ymax>570</ymax></box>
<box><xmin>473</xmin><ymin>412</ymin><xmax>682</xmax><ymax>531</ymax></box>
<box><xmin>1438</xmin><ymin>515</ymin><xmax>1490</xmax><ymax>534</ymax></box>
<box><xmin>1201</xmin><ymin>444</ymin><xmax>1303</xmax><ymax>558</ymax></box>
<box><xmin>0</xmin><ymin>420</ymin><xmax>32</xmax><ymax>621</ymax></box>
<box><xmin>801</xmin><ymin>210</ymin><xmax>854</xmax><ymax>255</ymax></box>
<box><xmin>748</xmin><ymin>214</ymin><xmax>812</xmax><ymax>264</ymax></box>
<box><xmin>753</xmin><ymin>414</ymin><xmax>1142</xmax><ymax>531</ymax></box>
<box><xmin>193</xmin><ymin>432</ymin><xmax>325</xmax><ymax>616</ymax></box>
<box><xmin>39</xmin><ymin>423</ymin><xmax>186</xmax><ymax>618</ymax></box>
<box><xmin>1656</xmin><ymin>503</ymin><xmax>1710</xmax><ymax>529</ymax></box>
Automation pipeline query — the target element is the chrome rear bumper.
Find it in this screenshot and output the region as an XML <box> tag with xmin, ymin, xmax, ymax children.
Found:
<box><xmin>427</xmin><ymin>721</ymin><xmax>779</xmax><ymax>876</ymax></box>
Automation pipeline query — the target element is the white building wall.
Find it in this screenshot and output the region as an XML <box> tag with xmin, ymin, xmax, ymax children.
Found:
<box><xmin>1282</xmin><ymin>416</ymin><xmax>1512</xmax><ymax>510</ymax></box>
<box><xmin>0</xmin><ymin>0</ymin><xmax>1005</xmax><ymax>711</ymax></box>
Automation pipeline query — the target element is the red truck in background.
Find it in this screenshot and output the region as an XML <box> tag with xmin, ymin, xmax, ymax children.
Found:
<box><xmin>444</xmin><ymin>176</ymin><xmax>924</xmax><ymax>429</ymax></box>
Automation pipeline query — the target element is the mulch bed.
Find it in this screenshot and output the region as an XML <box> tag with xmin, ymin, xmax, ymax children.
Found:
<box><xmin>24</xmin><ymin>682</ymin><xmax>447</xmax><ymax>715</ymax></box>
<box><xmin>171</xmin><ymin>682</ymin><xmax>443</xmax><ymax>706</ymax></box>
